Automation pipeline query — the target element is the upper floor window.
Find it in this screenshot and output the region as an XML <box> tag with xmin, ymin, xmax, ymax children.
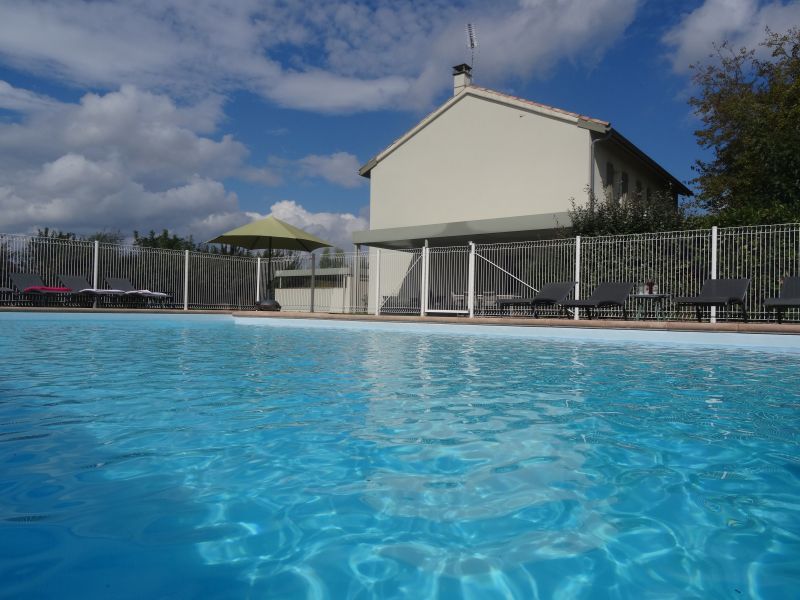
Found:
<box><xmin>621</xmin><ymin>172</ymin><xmax>629</xmax><ymax>197</ymax></box>
<box><xmin>605</xmin><ymin>162</ymin><xmax>616</xmax><ymax>200</ymax></box>
<box><xmin>635</xmin><ymin>180</ymin><xmax>643</xmax><ymax>198</ymax></box>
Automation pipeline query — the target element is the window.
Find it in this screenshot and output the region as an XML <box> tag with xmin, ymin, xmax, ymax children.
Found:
<box><xmin>605</xmin><ymin>162</ymin><xmax>616</xmax><ymax>200</ymax></box>
<box><xmin>621</xmin><ymin>172</ymin><xmax>629</xmax><ymax>197</ymax></box>
<box><xmin>635</xmin><ymin>180</ymin><xmax>643</xmax><ymax>198</ymax></box>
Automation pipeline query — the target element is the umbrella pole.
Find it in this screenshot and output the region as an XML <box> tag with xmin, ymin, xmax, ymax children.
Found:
<box><xmin>268</xmin><ymin>239</ymin><xmax>273</xmax><ymax>300</ymax></box>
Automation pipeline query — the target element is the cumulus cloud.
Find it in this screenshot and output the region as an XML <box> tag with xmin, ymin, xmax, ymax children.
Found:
<box><xmin>0</xmin><ymin>80</ymin><xmax>367</xmax><ymax>245</ymax></box>
<box><xmin>663</xmin><ymin>0</ymin><xmax>800</xmax><ymax>73</ymax></box>
<box><xmin>296</xmin><ymin>152</ymin><xmax>364</xmax><ymax>188</ymax></box>
<box><xmin>268</xmin><ymin>200</ymin><xmax>368</xmax><ymax>250</ymax></box>
<box><xmin>0</xmin><ymin>0</ymin><xmax>640</xmax><ymax>113</ymax></box>
<box><xmin>0</xmin><ymin>82</ymin><xmax>245</xmax><ymax>236</ymax></box>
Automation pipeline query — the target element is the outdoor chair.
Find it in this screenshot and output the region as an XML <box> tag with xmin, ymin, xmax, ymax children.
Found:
<box><xmin>59</xmin><ymin>275</ymin><xmax>126</xmax><ymax>307</ymax></box>
<box><xmin>763</xmin><ymin>276</ymin><xmax>800</xmax><ymax>323</ymax></box>
<box><xmin>497</xmin><ymin>281</ymin><xmax>575</xmax><ymax>317</ymax></box>
<box><xmin>561</xmin><ymin>282</ymin><xmax>635</xmax><ymax>320</ymax></box>
<box><xmin>0</xmin><ymin>286</ymin><xmax>13</xmax><ymax>306</ymax></box>
<box><xmin>9</xmin><ymin>273</ymin><xmax>72</xmax><ymax>306</ymax></box>
<box><xmin>59</xmin><ymin>275</ymin><xmax>126</xmax><ymax>297</ymax></box>
<box><xmin>674</xmin><ymin>278</ymin><xmax>750</xmax><ymax>322</ymax></box>
<box><xmin>105</xmin><ymin>277</ymin><xmax>171</xmax><ymax>306</ymax></box>
<box><xmin>481</xmin><ymin>291</ymin><xmax>497</xmax><ymax>314</ymax></box>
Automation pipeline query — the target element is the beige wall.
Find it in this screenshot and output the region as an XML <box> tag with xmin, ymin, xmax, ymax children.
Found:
<box><xmin>369</xmin><ymin>95</ymin><xmax>591</xmax><ymax>230</ymax></box>
<box><xmin>592</xmin><ymin>142</ymin><xmax>673</xmax><ymax>205</ymax></box>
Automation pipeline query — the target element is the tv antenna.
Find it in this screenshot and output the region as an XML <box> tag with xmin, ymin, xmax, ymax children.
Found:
<box><xmin>465</xmin><ymin>23</ymin><xmax>478</xmax><ymax>69</ymax></box>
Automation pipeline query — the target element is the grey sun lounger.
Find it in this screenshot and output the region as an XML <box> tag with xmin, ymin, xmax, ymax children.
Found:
<box><xmin>9</xmin><ymin>273</ymin><xmax>71</xmax><ymax>295</ymax></box>
<box><xmin>674</xmin><ymin>278</ymin><xmax>750</xmax><ymax>322</ymax></box>
<box><xmin>497</xmin><ymin>281</ymin><xmax>575</xmax><ymax>317</ymax></box>
<box><xmin>764</xmin><ymin>276</ymin><xmax>800</xmax><ymax>323</ymax></box>
<box><xmin>561</xmin><ymin>282</ymin><xmax>635</xmax><ymax>320</ymax></box>
<box><xmin>59</xmin><ymin>275</ymin><xmax>126</xmax><ymax>296</ymax></box>
<box><xmin>105</xmin><ymin>278</ymin><xmax>171</xmax><ymax>300</ymax></box>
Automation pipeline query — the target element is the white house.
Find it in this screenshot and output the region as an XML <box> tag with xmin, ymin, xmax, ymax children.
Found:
<box><xmin>353</xmin><ymin>64</ymin><xmax>691</xmax><ymax>250</ymax></box>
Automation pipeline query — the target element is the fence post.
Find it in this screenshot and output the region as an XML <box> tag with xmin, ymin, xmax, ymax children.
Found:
<box><xmin>374</xmin><ymin>249</ymin><xmax>381</xmax><ymax>316</ymax></box>
<box><xmin>256</xmin><ymin>257</ymin><xmax>261</xmax><ymax>304</ymax></box>
<box><xmin>468</xmin><ymin>242</ymin><xmax>476</xmax><ymax>318</ymax></box>
<box><xmin>353</xmin><ymin>245</ymin><xmax>360</xmax><ymax>314</ymax></box>
<box><xmin>574</xmin><ymin>236</ymin><xmax>581</xmax><ymax>320</ymax></box>
<box><xmin>710</xmin><ymin>226</ymin><xmax>718</xmax><ymax>324</ymax></box>
<box><xmin>420</xmin><ymin>244</ymin><xmax>429</xmax><ymax>317</ymax></box>
<box><xmin>310</xmin><ymin>252</ymin><xmax>316</xmax><ymax>313</ymax></box>
<box><xmin>183</xmin><ymin>250</ymin><xmax>189</xmax><ymax>311</ymax></box>
<box><xmin>92</xmin><ymin>240</ymin><xmax>99</xmax><ymax>309</ymax></box>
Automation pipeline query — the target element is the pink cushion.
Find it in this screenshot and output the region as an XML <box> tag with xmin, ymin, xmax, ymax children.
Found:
<box><xmin>23</xmin><ymin>286</ymin><xmax>71</xmax><ymax>293</ymax></box>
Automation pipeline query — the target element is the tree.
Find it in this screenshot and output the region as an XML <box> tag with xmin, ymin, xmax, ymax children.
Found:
<box><xmin>133</xmin><ymin>229</ymin><xmax>198</xmax><ymax>251</ymax></box>
<box><xmin>689</xmin><ymin>27</ymin><xmax>800</xmax><ymax>224</ymax></box>
<box><xmin>85</xmin><ymin>230</ymin><xmax>124</xmax><ymax>245</ymax></box>
<box><xmin>318</xmin><ymin>247</ymin><xmax>345</xmax><ymax>268</ymax></box>
<box><xmin>36</xmin><ymin>227</ymin><xmax>77</xmax><ymax>240</ymax></box>
<box><xmin>567</xmin><ymin>188</ymin><xmax>686</xmax><ymax>237</ymax></box>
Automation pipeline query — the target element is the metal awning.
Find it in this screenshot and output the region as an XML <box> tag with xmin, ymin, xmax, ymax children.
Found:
<box><xmin>352</xmin><ymin>212</ymin><xmax>571</xmax><ymax>249</ymax></box>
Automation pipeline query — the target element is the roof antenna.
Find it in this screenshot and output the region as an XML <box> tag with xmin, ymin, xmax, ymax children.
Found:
<box><xmin>465</xmin><ymin>23</ymin><xmax>478</xmax><ymax>70</ymax></box>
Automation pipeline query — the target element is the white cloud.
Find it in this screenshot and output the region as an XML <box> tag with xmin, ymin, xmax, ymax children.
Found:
<box><xmin>268</xmin><ymin>200</ymin><xmax>368</xmax><ymax>250</ymax></box>
<box><xmin>663</xmin><ymin>0</ymin><xmax>800</xmax><ymax>73</ymax></box>
<box><xmin>0</xmin><ymin>81</ymin><xmax>366</xmax><ymax>246</ymax></box>
<box><xmin>0</xmin><ymin>80</ymin><xmax>60</xmax><ymax>112</ymax></box>
<box><xmin>0</xmin><ymin>83</ymin><xmax>248</xmax><ymax>236</ymax></box>
<box><xmin>0</xmin><ymin>0</ymin><xmax>640</xmax><ymax>113</ymax></box>
<box><xmin>296</xmin><ymin>152</ymin><xmax>364</xmax><ymax>188</ymax></box>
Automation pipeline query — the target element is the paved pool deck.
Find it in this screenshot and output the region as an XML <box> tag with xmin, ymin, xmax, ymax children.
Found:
<box><xmin>3</xmin><ymin>306</ymin><xmax>800</xmax><ymax>335</ymax></box>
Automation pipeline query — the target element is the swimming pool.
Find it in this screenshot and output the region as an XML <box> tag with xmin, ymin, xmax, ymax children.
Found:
<box><xmin>1</xmin><ymin>313</ymin><xmax>798</xmax><ymax>598</ymax></box>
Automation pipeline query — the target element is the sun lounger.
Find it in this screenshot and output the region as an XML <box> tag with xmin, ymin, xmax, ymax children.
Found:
<box><xmin>9</xmin><ymin>273</ymin><xmax>71</xmax><ymax>295</ymax></box>
<box><xmin>674</xmin><ymin>278</ymin><xmax>750</xmax><ymax>322</ymax></box>
<box><xmin>9</xmin><ymin>273</ymin><xmax>71</xmax><ymax>305</ymax></box>
<box><xmin>497</xmin><ymin>281</ymin><xmax>575</xmax><ymax>317</ymax></box>
<box><xmin>561</xmin><ymin>282</ymin><xmax>635</xmax><ymax>320</ymax></box>
<box><xmin>763</xmin><ymin>276</ymin><xmax>800</xmax><ymax>323</ymax></box>
<box><xmin>59</xmin><ymin>275</ymin><xmax>126</xmax><ymax>296</ymax></box>
<box><xmin>105</xmin><ymin>278</ymin><xmax>171</xmax><ymax>300</ymax></box>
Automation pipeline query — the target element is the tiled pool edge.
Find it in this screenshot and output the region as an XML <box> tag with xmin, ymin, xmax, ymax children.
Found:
<box><xmin>233</xmin><ymin>311</ymin><xmax>800</xmax><ymax>350</ymax></box>
<box><xmin>232</xmin><ymin>310</ymin><xmax>800</xmax><ymax>335</ymax></box>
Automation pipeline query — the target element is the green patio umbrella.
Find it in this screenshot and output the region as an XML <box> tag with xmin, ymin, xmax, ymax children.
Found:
<box><xmin>208</xmin><ymin>215</ymin><xmax>332</xmax><ymax>306</ymax></box>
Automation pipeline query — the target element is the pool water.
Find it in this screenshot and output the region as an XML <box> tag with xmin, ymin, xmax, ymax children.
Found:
<box><xmin>1</xmin><ymin>313</ymin><xmax>799</xmax><ymax>599</ymax></box>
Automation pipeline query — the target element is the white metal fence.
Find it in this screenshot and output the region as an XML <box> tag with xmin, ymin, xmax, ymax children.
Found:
<box><xmin>2</xmin><ymin>224</ymin><xmax>799</xmax><ymax>321</ymax></box>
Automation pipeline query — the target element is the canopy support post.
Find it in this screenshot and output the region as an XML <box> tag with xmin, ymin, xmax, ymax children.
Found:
<box><xmin>310</xmin><ymin>252</ymin><xmax>316</xmax><ymax>313</ymax></box>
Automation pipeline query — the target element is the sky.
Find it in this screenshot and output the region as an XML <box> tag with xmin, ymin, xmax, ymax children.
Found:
<box><xmin>0</xmin><ymin>0</ymin><xmax>798</xmax><ymax>249</ymax></box>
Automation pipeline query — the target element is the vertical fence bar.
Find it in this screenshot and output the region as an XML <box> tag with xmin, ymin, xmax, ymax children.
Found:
<box><xmin>574</xmin><ymin>235</ymin><xmax>581</xmax><ymax>320</ymax></box>
<box><xmin>92</xmin><ymin>240</ymin><xmax>99</xmax><ymax>288</ymax></box>
<box><xmin>183</xmin><ymin>249</ymin><xmax>190</xmax><ymax>311</ymax></box>
<box><xmin>468</xmin><ymin>241</ymin><xmax>476</xmax><ymax>318</ymax></box>
<box><xmin>310</xmin><ymin>252</ymin><xmax>316</xmax><ymax>313</ymax></box>
<box><xmin>256</xmin><ymin>257</ymin><xmax>261</xmax><ymax>304</ymax></box>
<box><xmin>374</xmin><ymin>249</ymin><xmax>381</xmax><ymax>316</ymax></box>
<box><xmin>92</xmin><ymin>240</ymin><xmax>99</xmax><ymax>309</ymax></box>
<box><xmin>420</xmin><ymin>245</ymin><xmax>428</xmax><ymax>317</ymax></box>
<box><xmin>710</xmin><ymin>226</ymin><xmax>718</xmax><ymax>324</ymax></box>
<box><xmin>353</xmin><ymin>246</ymin><xmax>361</xmax><ymax>314</ymax></box>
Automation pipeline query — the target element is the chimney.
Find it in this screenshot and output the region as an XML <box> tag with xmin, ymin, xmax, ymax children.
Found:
<box><xmin>452</xmin><ymin>63</ymin><xmax>472</xmax><ymax>96</ymax></box>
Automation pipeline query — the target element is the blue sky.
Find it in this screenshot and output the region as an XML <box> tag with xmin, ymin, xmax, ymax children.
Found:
<box><xmin>0</xmin><ymin>0</ymin><xmax>797</xmax><ymax>248</ymax></box>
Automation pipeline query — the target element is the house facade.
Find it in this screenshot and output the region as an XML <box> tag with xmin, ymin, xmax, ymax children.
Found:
<box><xmin>353</xmin><ymin>64</ymin><xmax>690</xmax><ymax>250</ymax></box>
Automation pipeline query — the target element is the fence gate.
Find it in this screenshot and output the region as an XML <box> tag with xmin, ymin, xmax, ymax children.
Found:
<box><xmin>473</xmin><ymin>240</ymin><xmax>576</xmax><ymax>317</ymax></box>
<box><xmin>375</xmin><ymin>248</ymin><xmax>423</xmax><ymax>315</ymax></box>
<box><xmin>424</xmin><ymin>246</ymin><xmax>470</xmax><ymax>315</ymax></box>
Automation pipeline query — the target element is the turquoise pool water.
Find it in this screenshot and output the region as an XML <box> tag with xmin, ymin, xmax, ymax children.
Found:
<box><xmin>1</xmin><ymin>313</ymin><xmax>798</xmax><ymax>599</ymax></box>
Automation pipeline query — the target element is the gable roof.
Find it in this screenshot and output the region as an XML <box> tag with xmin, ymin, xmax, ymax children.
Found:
<box><xmin>358</xmin><ymin>85</ymin><xmax>691</xmax><ymax>196</ymax></box>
